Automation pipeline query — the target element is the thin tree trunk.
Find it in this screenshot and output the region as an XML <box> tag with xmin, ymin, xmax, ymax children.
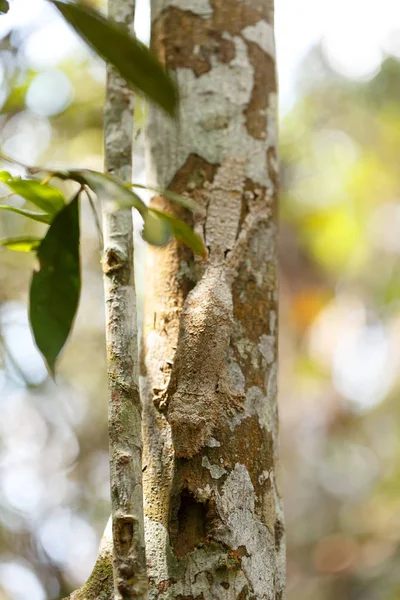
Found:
<box><xmin>102</xmin><ymin>0</ymin><xmax>147</xmax><ymax>596</ymax></box>
<box><xmin>63</xmin><ymin>0</ymin><xmax>147</xmax><ymax>597</ymax></box>
<box><xmin>142</xmin><ymin>1</ymin><xmax>285</xmax><ymax>599</ymax></box>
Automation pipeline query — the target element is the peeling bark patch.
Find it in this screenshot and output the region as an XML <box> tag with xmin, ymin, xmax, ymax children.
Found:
<box><xmin>244</xmin><ymin>41</ymin><xmax>276</xmax><ymax>140</ymax></box>
<box><xmin>225</xmin><ymin>417</ymin><xmax>274</xmax><ymax>526</ymax></box>
<box><xmin>216</xmin><ymin>464</ymin><xmax>275</xmax><ymax>598</ymax></box>
<box><xmin>204</xmin><ymin>417</ymin><xmax>275</xmax><ymax>530</ymax></box>
<box><xmin>172</xmin><ymin>490</ymin><xmax>207</xmax><ymax>556</ymax></box>
<box><xmin>151</xmin><ymin>7</ymin><xmax>235</xmax><ymax>77</ymax></box>
<box><xmin>152</xmin><ymin>0</ymin><xmax>270</xmax><ymax>78</ymax></box>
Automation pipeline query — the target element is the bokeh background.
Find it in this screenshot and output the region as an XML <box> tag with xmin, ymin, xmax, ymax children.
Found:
<box><xmin>0</xmin><ymin>0</ymin><xmax>400</xmax><ymax>598</ymax></box>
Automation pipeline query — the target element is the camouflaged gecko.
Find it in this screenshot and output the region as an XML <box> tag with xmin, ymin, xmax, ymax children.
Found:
<box><xmin>161</xmin><ymin>157</ymin><xmax>269</xmax><ymax>458</ymax></box>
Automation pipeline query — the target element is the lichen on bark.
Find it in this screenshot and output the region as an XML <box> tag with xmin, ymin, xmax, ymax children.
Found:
<box><xmin>142</xmin><ymin>0</ymin><xmax>284</xmax><ymax>598</ymax></box>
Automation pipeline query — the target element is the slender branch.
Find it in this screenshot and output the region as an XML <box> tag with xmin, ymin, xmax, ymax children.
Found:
<box><xmin>101</xmin><ymin>0</ymin><xmax>147</xmax><ymax>598</ymax></box>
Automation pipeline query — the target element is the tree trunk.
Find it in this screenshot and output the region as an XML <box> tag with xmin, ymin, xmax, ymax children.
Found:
<box><xmin>63</xmin><ymin>0</ymin><xmax>147</xmax><ymax>597</ymax></box>
<box><xmin>142</xmin><ymin>1</ymin><xmax>284</xmax><ymax>599</ymax></box>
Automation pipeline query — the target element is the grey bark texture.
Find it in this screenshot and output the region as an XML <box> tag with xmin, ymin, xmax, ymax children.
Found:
<box><xmin>141</xmin><ymin>1</ymin><xmax>285</xmax><ymax>600</ymax></box>
<box><xmin>63</xmin><ymin>0</ymin><xmax>147</xmax><ymax>598</ymax></box>
<box><xmin>102</xmin><ymin>0</ymin><xmax>147</xmax><ymax>596</ymax></box>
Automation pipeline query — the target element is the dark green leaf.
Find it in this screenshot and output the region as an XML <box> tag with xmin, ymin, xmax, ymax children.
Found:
<box><xmin>131</xmin><ymin>183</ymin><xmax>199</xmax><ymax>212</ymax></box>
<box><xmin>29</xmin><ymin>193</ymin><xmax>81</xmax><ymax>375</ymax></box>
<box><xmin>50</xmin><ymin>0</ymin><xmax>178</xmax><ymax>116</ymax></box>
<box><xmin>0</xmin><ymin>236</ymin><xmax>42</xmax><ymax>252</ymax></box>
<box><xmin>151</xmin><ymin>209</ymin><xmax>206</xmax><ymax>256</ymax></box>
<box><xmin>141</xmin><ymin>210</ymin><xmax>172</xmax><ymax>246</ymax></box>
<box><xmin>0</xmin><ymin>1</ymin><xmax>9</xmax><ymax>14</ymax></box>
<box><xmin>0</xmin><ymin>172</ymin><xmax>65</xmax><ymax>216</ymax></box>
<box><xmin>0</xmin><ymin>204</ymin><xmax>52</xmax><ymax>224</ymax></box>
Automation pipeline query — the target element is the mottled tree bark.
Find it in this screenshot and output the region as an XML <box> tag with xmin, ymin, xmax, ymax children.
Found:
<box><xmin>102</xmin><ymin>0</ymin><xmax>147</xmax><ymax>596</ymax></box>
<box><xmin>63</xmin><ymin>0</ymin><xmax>147</xmax><ymax>598</ymax></box>
<box><xmin>142</xmin><ymin>1</ymin><xmax>285</xmax><ymax>600</ymax></box>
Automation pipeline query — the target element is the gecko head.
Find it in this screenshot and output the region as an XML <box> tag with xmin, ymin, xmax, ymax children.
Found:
<box><xmin>208</xmin><ymin>246</ymin><xmax>225</xmax><ymax>267</ymax></box>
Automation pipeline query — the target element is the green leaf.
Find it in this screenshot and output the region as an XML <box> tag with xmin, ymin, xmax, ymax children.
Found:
<box><xmin>29</xmin><ymin>193</ymin><xmax>81</xmax><ymax>375</ymax></box>
<box><xmin>54</xmin><ymin>169</ymin><xmax>204</xmax><ymax>252</ymax></box>
<box><xmin>63</xmin><ymin>169</ymin><xmax>148</xmax><ymax>216</ymax></box>
<box><xmin>131</xmin><ymin>183</ymin><xmax>199</xmax><ymax>212</ymax></box>
<box><xmin>0</xmin><ymin>204</ymin><xmax>52</xmax><ymax>224</ymax></box>
<box><xmin>151</xmin><ymin>209</ymin><xmax>206</xmax><ymax>256</ymax></box>
<box><xmin>0</xmin><ymin>1</ymin><xmax>9</xmax><ymax>14</ymax></box>
<box><xmin>141</xmin><ymin>210</ymin><xmax>172</xmax><ymax>246</ymax></box>
<box><xmin>50</xmin><ymin>0</ymin><xmax>178</xmax><ymax>116</ymax></box>
<box><xmin>0</xmin><ymin>173</ymin><xmax>66</xmax><ymax>216</ymax></box>
<box><xmin>0</xmin><ymin>236</ymin><xmax>42</xmax><ymax>252</ymax></box>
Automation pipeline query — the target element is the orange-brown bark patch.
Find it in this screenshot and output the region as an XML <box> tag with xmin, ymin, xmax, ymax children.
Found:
<box><xmin>206</xmin><ymin>417</ymin><xmax>275</xmax><ymax>527</ymax></box>
<box><xmin>244</xmin><ymin>41</ymin><xmax>276</xmax><ymax>140</ymax></box>
<box><xmin>152</xmin><ymin>1</ymin><xmax>272</xmax><ymax>75</ymax></box>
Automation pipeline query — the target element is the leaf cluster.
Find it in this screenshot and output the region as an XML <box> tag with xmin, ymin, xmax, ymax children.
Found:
<box><xmin>0</xmin><ymin>0</ymin><xmax>205</xmax><ymax>374</ymax></box>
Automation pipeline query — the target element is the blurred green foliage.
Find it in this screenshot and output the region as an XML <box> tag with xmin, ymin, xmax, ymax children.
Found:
<box><xmin>280</xmin><ymin>48</ymin><xmax>400</xmax><ymax>600</ymax></box>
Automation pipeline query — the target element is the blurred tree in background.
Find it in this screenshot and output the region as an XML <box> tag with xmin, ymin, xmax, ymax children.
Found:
<box><xmin>0</xmin><ymin>1</ymin><xmax>400</xmax><ymax>599</ymax></box>
<box><xmin>280</xmin><ymin>49</ymin><xmax>400</xmax><ymax>600</ymax></box>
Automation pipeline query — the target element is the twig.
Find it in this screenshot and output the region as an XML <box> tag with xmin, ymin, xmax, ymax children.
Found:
<box><xmin>102</xmin><ymin>0</ymin><xmax>147</xmax><ymax>598</ymax></box>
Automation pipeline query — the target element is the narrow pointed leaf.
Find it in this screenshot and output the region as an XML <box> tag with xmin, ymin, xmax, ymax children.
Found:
<box><xmin>0</xmin><ymin>173</ymin><xmax>65</xmax><ymax>216</ymax></box>
<box><xmin>29</xmin><ymin>194</ymin><xmax>81</xmax><ymax>374</ymax></box>
<box><xmin>0</xmin><ymin>204</ymin><xmax>52</xmax><ymax>224</ymax></box>
<box><xmin>0</xmin><ymin>236</ymin><xmax>42</xmax><ymax>252</ymax></box>
<box><xmin>151</xmin><ymin>209</ymin><xmax>206</xmax><ymax>256</ymax></box>
<box><xmin>57</xmin><ymin>169</ymin><xmax>148</xmax><ymax>217</ymax></box>
<box><xmin>50</xmin><ymin>0</ymin><xmax>178</xmax><ymax>116</ymax></box>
